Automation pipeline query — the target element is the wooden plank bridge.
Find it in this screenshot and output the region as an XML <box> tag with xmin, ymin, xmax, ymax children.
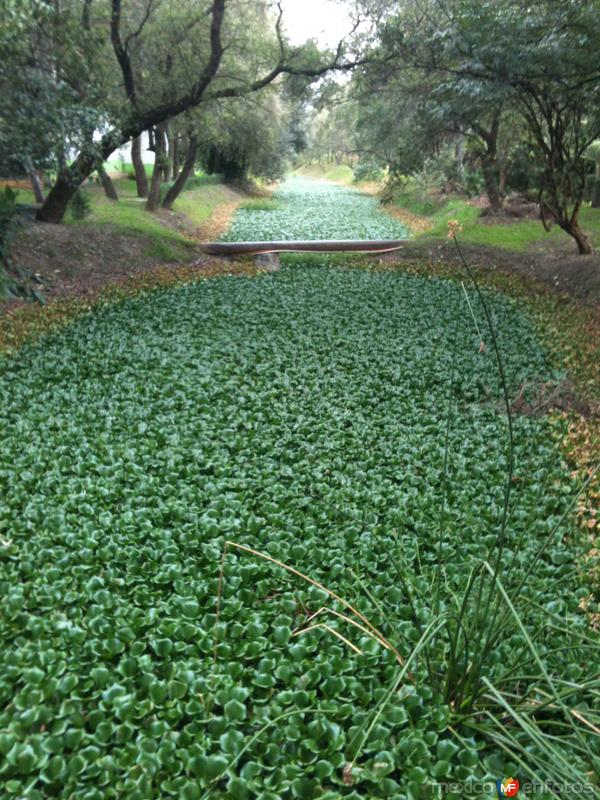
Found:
<box><xmin>199</xmin><ymin>239</ymin><xmax>409</xmax><ymax>256</ymax></box>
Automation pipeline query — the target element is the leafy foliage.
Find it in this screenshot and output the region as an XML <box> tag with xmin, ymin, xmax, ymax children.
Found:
<box><xmin>69</xmin><ymin>189</ymin><xmax>92</xmax><ymax>221</ymax></box>
<box><xmin>0</xmin><ymin>0</ymin><xmax>109</xmax><ymax>177</ymax></box>
<box><xmin>198</xmin><ymin>94</ymin><xmax>294</xmax><ymax>185</ymax></box>
<box><xmin>222</xmin><ymin>178</ymin><xmax>410</xmax><ymax>241</ymax></box>
<box><xmin>0</xmin><ymin>186</ymin><xmax>45</xmax><ymax>302</ymax></box>
<box><xmin>1</xmin><ymin>172</ymin><xmax>597</xmax><ymax>797</ymax></box>
<box><xmin>342</xmin><ymin>0</ymin><xmax>600</xmax><ymax>251</ymax></box>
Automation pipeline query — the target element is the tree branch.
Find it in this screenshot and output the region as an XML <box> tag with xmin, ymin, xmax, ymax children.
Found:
<box><xmin>111</xmin><ymin>0</ymin><xmax>138</xmax><ymax>106</ymax></box>
<box><xmin>124</xmin><ymin>0</ymin><xmax>160</xmax><ymax>50</ymax></box>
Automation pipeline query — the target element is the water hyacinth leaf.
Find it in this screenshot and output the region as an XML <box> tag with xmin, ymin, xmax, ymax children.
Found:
<box><xmin>0</xmin><ymin>177</ymin><xmax>594</xmax><ymax>797</ymax></box>
<box><xmin>227</xmin><ymin>777</ymin><xmax>250</xmax><ymax>800</ymax></box>
<box><xmin>224</xmin><ymin>699</ymin><xmax>247</xmax><ymax>723</ymax></box>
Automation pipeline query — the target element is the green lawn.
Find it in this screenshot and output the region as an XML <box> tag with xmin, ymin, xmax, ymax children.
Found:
<box><xmin>69</xmin><ymin>182</ymin><xmax>193</xmax><ymax>261</ymax></box>
<box><xmin>174</xmin><ymin>180</ymin><xmax>236</xmax><ymax>228</ymax></box>
<box><xmin>107</xmin><ymin>160</ymin><xmax>153</xmax><ymax>178</ymax></box>
<box><xmin>418</xmin><ymin>197</ymin><xmax>600</xmax><ymax>251</ymax></box>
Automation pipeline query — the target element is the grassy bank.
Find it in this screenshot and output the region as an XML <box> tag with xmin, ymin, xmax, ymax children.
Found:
<box><xmin>11</xmin><ymin>174</ymin><xmax>243</xmax><ymax>264</ymax></box>
<box><xmin>399</xmin><ymin>194</ymin><xmax>600</xmax><ymax>252</ymax></box>
<box><xmin>80</xmin><ymin>180</ymin><xmax>193</xmax><ymax>261</ymax></box>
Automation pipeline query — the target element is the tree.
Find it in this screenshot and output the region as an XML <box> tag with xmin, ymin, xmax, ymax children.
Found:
<box><xmin>0</xmin><ymin>0</ymin><xmax>108</xmax><ymax>200</ymax></box>
<box><xmin>146</xmin><ymin>123</ymin><xmax>167</xmax><ymax>212</ymax></box>
<box><xmin>130</xmin><ymin>135</ymin><xmax>148</xmax><ymax>197</ymax></box>
<box><xmin>198</xmin><ymin>91</ymin><xmax>295</xmax><ymax>186</ymax></box>
<box><xmin>97</xmin><ymin>166</ymin><xmax>119</xmax><ymax>200</ymax></box>
<box><xmin>350</xmin><ymin>64</ymin><xmax>445</xmax><ymax>180</ymax></box>
<box><xmin>33</xmin><ymin>0</ymin><xmax>373</xmax><ymax>223</ymax></box>
<box><xmin>161</xmin><ymin>133</ymin><xmax>198</xmax><ymax>210</ymax></box>
<box><xmin>587</xmin><ymin>143</ymin><xmax>600</xmax><ymax>209</ymax></box>
<box><xmin>378</xmin><ymin>0</ymin><xmax>600</xmax><ymax>253</ymax></box>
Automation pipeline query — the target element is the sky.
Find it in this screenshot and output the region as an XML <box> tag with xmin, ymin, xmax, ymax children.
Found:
<box><xmin>281</xmin><ymin>0</ymin><xmax>353</xmax><ymax>47</ymax></box>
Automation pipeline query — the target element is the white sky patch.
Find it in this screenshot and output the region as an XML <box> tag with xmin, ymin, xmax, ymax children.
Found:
<box><xmin>281</xmin><ymin>0</ymin><xmax>353</xmax><ymax>47</ymax></box>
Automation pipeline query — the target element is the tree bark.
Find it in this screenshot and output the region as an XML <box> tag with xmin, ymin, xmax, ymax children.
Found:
<box><xmin>146</xmin><ymin>124</ymin><xmax>167</xmax><ymax>212</ymax></box>
<box><xmin>28</xmin><ymin>170</ymin><xmax>45</xmax><ymax>204</ymax></box>
<box><xmin>475</xmin><ymin>112</ymin><xmax>503</xmax><ymax>212</ymax></box>
<box><xmin>36</xmin><ymin>149</ymin><xmax>100</xmax><ymax>223</ymax></box>
<box><xmin>498</xmin><ymin>167</ymin><xmax>507</xmax><ymax>196</ymax></box>
<box><xmin>131</xmin><ymin>135</ymin><xmax>148</xmax><ymax>198</ymax></box>
<box><xmin>97</xmin><ymin>166</ymin><xmax>119</xmax><ymax>200</ymax></box>
<box><xmin>164</xmin><ymin>129</ymin><xmax>174</xmax><ymax>181</ymax></box>
<box><xmin>481</xmin><ymin>156</ymin><xmax>503</xmax><ymax>212</ymax></box>
<box><xmin>172</xmin><ymin>136</ymin><xmax>180</xmax><ymax>179</ymax></box>
<box><xmin>161</xmin><ymin>135</ymin><xmax>198</xmax><ymax>210</ymax></box>
<box><xmin>206</xmin><ymin>146</ymin><xmax>221</xmax><ymax>175</ymax></box>
<box><xmin>561</xmin><ymin>216</ymin><xmax>593</xmax><ymax>254</ymax></box>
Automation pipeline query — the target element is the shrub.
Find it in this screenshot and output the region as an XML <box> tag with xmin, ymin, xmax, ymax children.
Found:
<box><xmin>69</xmin><ymin>189</ymin><xmax>92</xmax><ymax>220</ymax></box>
<box><xmin>239</xmin><ymin>198</ymin><xmax>281</xmax><ymax>212</ymax></box>
<box><xmin>353</xmin><ymin>158</ymin><xmax>385</xmax><ymax>183</ymax></box>
<box><xmin>0</xmin><ymin>187</ymin><xmax>44</xmax><ymax>302</ymax></box>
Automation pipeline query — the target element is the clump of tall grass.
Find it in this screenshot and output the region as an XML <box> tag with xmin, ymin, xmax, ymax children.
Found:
<box><xmin>238</xmin><ymin>198</ymin><xmax>281</xmax><ymax>212</ymax></box>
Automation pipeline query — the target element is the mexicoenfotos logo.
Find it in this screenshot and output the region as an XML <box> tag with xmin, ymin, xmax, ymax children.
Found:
<box><xmin>496</xmin><ymin>777</ymin><xmax>520</xmax><ymax>798</ymax></box>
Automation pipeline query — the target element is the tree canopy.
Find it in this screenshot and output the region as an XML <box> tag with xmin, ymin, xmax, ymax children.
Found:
<box><xmin>1</xmin><ymin>0</ymin><xmax>599</xmax><ymax>251</ymax></box>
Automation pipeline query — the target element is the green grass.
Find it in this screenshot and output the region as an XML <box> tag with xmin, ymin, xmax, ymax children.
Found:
<box><xmin>174</xmin><ymin>183</ymin><xmax>236</xmax><ymax>228</ymax></box>
<box><xmin>65</xmin><ymin>175</ymin><xmax>237</xmax><ymax>260</ymax></box>
<box><xmin>238</xmin><ymin>198</ymin><xmax>281</xmax><ymax>212</ymax></box>
<box><xmin>13</xmin><ymin>172</ymin><xmax>237</xmax><ymax>261</ymax></box>
<box><xmin>394</xmin><ymin>192</ymin><xmax>600</xmax><ymax>252</ymax></box>
<box><xmin>12</xmin><ymin>182</ymin><xmax>193</xmax><ymax>263</ymax></box>
<box><xmin>294</xmin><ymin>163</ymin><xmax>356</xmax><ymax>184</ymax></box>
<box><xmin>107</xmin><ymin>160</ymin><xmax>153</xmax><ymax>178</ymax></box>
<box><xmin>68</xmin><ymin>186</ymin><xmax>193</xmax><ymax>261</ymax></box>
<box><xmin>389</xmin><ymin>189</ymin><xmax>449</xmax><ymax>217</ymax></box>
<box><xmin>12</xmin><ymin>189</ymin><xmax>36</xmax><ymax>205</ymax></box>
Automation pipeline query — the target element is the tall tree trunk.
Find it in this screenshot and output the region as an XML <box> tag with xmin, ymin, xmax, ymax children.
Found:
<box><xmin>161</xmin><ymin>135</ymin><xmax>198</xmax><ymax>210</ymax></box>
<box><xmin>36</xmin><ymin>149</ymin><xmax>100</xmax><ymax>223</ymax></box>
<box><xmin>481</xmin><ymin>156</ymin><xmax>503</xmax><ymax>213</ymax></box>
<box><xmin>27</xmin><ymin>170</ymin><xmax>45</xmax><ymax>204</ymax></box>
<box><xmin>172</xmin><ymin>136</ymin><xmax>180</xmax><ymax>179</ymax></box>
<box><xmin>498</xmin><ymin>167</ymin><xmax>507</xmax><ymax>196</ymax></box>
<box><xmin>164</xmin><ymin>129</ymin><xmax>174</xmax><ymax>181</ymax></box>
<box><xmin>206</xmin><ymin>146</ymin><xmax>221</xmax><ymax>175</ymax></box>
<box><xmin>97</xmin><ymin>166</ymin><xmax>119</xmax><ymax>200</ymax></box>
<box><xmin>131</xmin><ymin>135</ymin><xmax>148</xmax><ymax>198</ymax></box>
<box><xmin>475</xmin><ymin>112</ymin><xmax>503</xmax><ymax>212</ymax></box>
<box><xmin>146</xmin><ymin>124</ymin><xmax>167</xmax><ymax>212</ymax></box>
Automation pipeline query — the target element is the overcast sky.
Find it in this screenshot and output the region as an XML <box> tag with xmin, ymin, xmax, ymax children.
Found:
<box><xmin>281</xmin><ymin>0</ymin><xmax>353</xmax><ymax>47</ymax></box>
